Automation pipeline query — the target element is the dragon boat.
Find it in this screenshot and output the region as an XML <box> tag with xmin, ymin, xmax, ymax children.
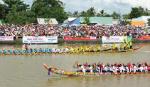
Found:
<box><xmin>43</xmin><ymin>64</ymin><xmax>150</xmax><ymax>77</ymax></box>
<box><xmin>0</xmin><ymin>44</ymin><xmax>142</xmax><ymax>55</ymax></box>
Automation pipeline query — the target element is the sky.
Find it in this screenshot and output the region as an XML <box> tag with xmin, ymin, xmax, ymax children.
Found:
<box><xmin>0</xmin><ymin>0</ymin><xmax>150</xmax><ymax>14</ymax></box>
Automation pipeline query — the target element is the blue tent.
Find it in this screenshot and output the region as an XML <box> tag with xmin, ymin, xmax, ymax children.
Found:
<box><xmin>69</xmin><ymin>18</ymin><xmax>80</xmax><ymax>26</ymax></box>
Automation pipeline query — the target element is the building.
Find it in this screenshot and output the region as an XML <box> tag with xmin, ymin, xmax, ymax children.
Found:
<box><xmin>63</xmin><ymin>17</ymin><xmax>113</xmax><ymax>26</ymax></box>
<box><xmin>131</xmin><ymin>16</ymin><xmax>150</xmax><ymax>27</ymax></box>
<box><xmin>37</xmin><ymin>18</ymin><xmax>58</xmax><ymax>25</ymax></box>
<box><xmin>131</xmin><ymin>20</ymin><xmax>145</xmax><ymax>27</ymax></box>
<box><xmin>80</xmin><ymin>17</ymin><xmax>113</xmax><ymax>25</ymax></box>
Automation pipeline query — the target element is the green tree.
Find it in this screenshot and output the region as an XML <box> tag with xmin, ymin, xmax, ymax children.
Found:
<box><xmin>143</xmin><ymin>8</ymin><xmax>149</xmax><ymax>16</ymax></box>
<box><xmin>100</xmin><ymin>10</ymin><xmax>104</xmax><ymax>16</ymax></box>
<box><xmin>67</xmin><ymin>11</ymin><xmax>73</xmax><ymax>17</ymax></box>
<box><xmin>1</xmin><ymin>0</ymin><xmax>32</xmax><ymax>24</ymax></box>
<box><xmin>128</xmin><ymin>6</ymin><xmax>148</xmax><ymax>19</ymax></box>
<box><xmin>111</xmin><ymin>11</ymin><xmax>120</xmax><ymax>19</ymax></box>
<box><xmin>126</xmin><ymin>6</ymin><xmax>150</xmax><ymax>19</ymax></box>
<box><xmin>3</xmin><ymin>0</ymin><xmax>29</xmax><ymax>11</ymax></box>
<box><xmin>86</xmin><ymin>7</ymin><xmax>96</xmax><ymax>16</ymax></box>
<box><xmin>123</xmin><ymin>14</ymin><xmax>130</xmax><ymax>19</ymax></box>
<box><xmin>31</xmin><ymin>0</ymin><xmax>68</xmax><ymax>23</ymax></box>
<box><xmin>103</xmin><ymin>13</ymin><xmax>111</xmax><ymax>17</ymax></box>
<box><xmin>73</xmin><ymin>11</ymin><xmax>79</xmax><ymax>17</ymax></box>
<box><xmin>129</xmin><ymin>7</ymin><xmax>141</xmax><ymax>19</ymax></box>
<box><xmin>83</xmin><ymin>17</ymin><xmax>90</xmax><ymax>24</ymax></box>
<box><xmin>80</xmin><ymin>11</ymin><xmax>87</xmax><ymax>16</ymax></box>
<box><xmin>97</xmin><ymin>10</ymin><xmax>104</xmax><ymax>16</ymax></box>
<box><xmin>0</xmin><ymin>4</ymin><xmax>8</xmax><ymax>19</ymax></box>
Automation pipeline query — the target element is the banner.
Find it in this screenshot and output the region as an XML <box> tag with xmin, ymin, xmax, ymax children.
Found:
<box><xmin>102</xmin><ymin>36</ymin><xmax>132</xmax><ymax>49</ymax></box>
<box><xmin>64</xmin><ymin>36</ymin><xmax>97</xmax><ymax>41</ymax></box>
<box><xmin>0</xmin><ymin>36</ymin><xmax>14</xmax><ymax>41</ymax></box>
<box><xmin>23</xmin><ymin>36</ymin><xmax>58</xmax><ymax>44</ymax></box>
<box><xmin>137</xmin><ymin>36</ymin><xmax>150</xmax><ymax>40</ymax></box>
<box><xmin>102</xmin><ymin>36</ymin><xmax>129</xmax><ymax>44</ymax></box>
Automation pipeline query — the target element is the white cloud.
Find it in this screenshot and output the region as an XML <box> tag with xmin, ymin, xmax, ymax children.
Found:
<box><xmin>60</xmin><ymin>0</ymin><xmax>131</xmax><ymax>14</ymax></box>
<box><xmin>1</xmin><ymin>0</ymin><xmax>150</xmax><ymax>14</ymax></box>
<box><xmin>61</xmin><ymin>0</ymin><xmax>150</xmax><ymax>14</ymax></box>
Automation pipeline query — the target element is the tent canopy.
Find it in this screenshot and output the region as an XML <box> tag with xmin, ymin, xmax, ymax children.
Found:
<box><xmin>131</xmin><ymin>20</ymin><xmax>145</xmax><ymax>27</ymax></box>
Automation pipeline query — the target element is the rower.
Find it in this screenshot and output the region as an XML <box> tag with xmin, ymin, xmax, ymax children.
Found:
<box><xmin>48</xmin><ymin>67</ymin><xmax>52</xmax><ymax>75</ymax></box>
<box><xmin>89</xmin><ymin>65</ymin><xmax>93</xmax><ymax>74</ymax></box>
<box><xmin>81</xmin><ymin>65</ymin><xmax>86</xmax><ymax>75</ymax></box>
<box><xmin>125</xmin><ymin>65</ymin><xmax>129</xmax><ymax>73</ymax></box>
<box><xmin>144</xmin><ymin>63</ymin><xmax>148</xmax><ymax>72</ymax></box>
<box><xmin>119</xmin><ymin>64</ymin><xmax>125</xmax><ymax>73</ymax></box>
<box><xmin>73</xmin><ymin>61</ymin><xmax>81</xmax><ymax>68</ymax></box>
<box><xmin>137</xmin><ymin>64</ymin><xmax>142</xmax><ymax>72</ymax></box>
<box><xmin>83</xmin><ymin>62</ymin><xmax>89</xmax><ymax>68</ymax></box>
<box><xmin>100</xmin><ymin>63</ymin><xmax>104</xmax><ymax>74</ymax></box>
<box><xmin>112</xmin><ymin>65</ymin><xmax>117</xmax><ymax>74</ymax></box>
<box><xmin>127</xmin><ymin>63</ymin><xmax>132</xmax><ymax>73</ymax></box>
<box><xmin>25</xmin><ymin>44</ymin><xmax>28</xmax><ymax>51</ymax></box>
<box><xmin>133</xmin><ymin>64</ymin><xmax>137</xmax><ymax>73</ymax></box>
<box><xmin>139</xmin><ymin>64</ymin><xmax>144</xmax><ymax>72</ymax></box>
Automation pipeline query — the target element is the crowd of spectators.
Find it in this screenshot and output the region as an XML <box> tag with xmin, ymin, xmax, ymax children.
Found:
<box><xmin>0</xmin><ymin>24</ymin><xmax>148</xmax><ymax>38</ymax></box>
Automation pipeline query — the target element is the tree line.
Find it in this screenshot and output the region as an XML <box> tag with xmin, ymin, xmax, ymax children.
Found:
<box><xmin>0</xmin><ymin>0</ymin><xmax>68</xmax><ymax>24</ymax></box>
<box><xmin>0</xmin><ymin>0</ymin><xmax>150</xmax><ymax>24</ymax></box>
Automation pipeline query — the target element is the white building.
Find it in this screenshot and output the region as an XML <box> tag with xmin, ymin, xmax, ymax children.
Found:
<box><xmin>37</xmin><ymin>18</ymin><xmax>58</xmax><ymax>25</ymax></box>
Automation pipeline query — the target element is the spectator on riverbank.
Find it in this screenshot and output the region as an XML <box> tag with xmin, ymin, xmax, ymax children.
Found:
<box><xmin>0</xmin><ymin>24</ymin><xmax>148</xmax><ymax>38</ymax></box>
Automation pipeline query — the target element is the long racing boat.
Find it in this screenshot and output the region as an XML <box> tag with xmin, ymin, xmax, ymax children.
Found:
<box><xmin>43</xmin><ymin>64</ymin><xmax>150</xmax><ymax>77</ymax></box>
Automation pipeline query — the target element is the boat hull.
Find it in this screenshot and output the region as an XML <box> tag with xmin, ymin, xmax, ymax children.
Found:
<box><xmin>43</xmin><ymin>64</ymin><xmax>150</xmax><ymax>77</ymax></box>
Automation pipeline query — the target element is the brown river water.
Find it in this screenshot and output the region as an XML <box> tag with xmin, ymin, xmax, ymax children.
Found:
<box><xmin>0</xmin><ymin>43</ymin><xmax>150</xmax><ymax>87</ymax></box>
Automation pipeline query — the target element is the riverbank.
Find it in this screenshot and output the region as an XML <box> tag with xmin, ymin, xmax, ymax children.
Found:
<box><xmin>0</xmin><ymin>38</ymin><xmax>150</xmax><ymax>45</ymax></box>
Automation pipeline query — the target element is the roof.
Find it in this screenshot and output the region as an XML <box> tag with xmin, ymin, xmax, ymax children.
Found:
<box><xmin>48</xmin><ymin>18</ymin><xmax>58</xmax><ymax>25</ymax></box>
<box><xmin>80</xmin><ymin>17</ymin><xmax>113</xmax><ymax>25</ymax></box>
<box><xmin>63</xmin><ymin>17</ymin><xmax>77</xmax><ymax>23</ymax></box>
<box><xmin>62</xmin><ymin>17</ymin><xmax>113</xmax><ymax>26</ymax></box>
<box><xmin>69</xmin><ymin>18</ymin><xmax>80</xmax><ymax>26</ymax></box>
<box><xmin>132</xmin><ymin>16</ymin><xmax>150</xmax><ymax>23</ymax></box>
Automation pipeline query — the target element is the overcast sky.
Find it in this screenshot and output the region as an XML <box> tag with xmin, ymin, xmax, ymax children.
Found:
<box><xmin>0</xmin><ymin>0</ymin><xmax>150</xmax><ymax>14</ymax></box>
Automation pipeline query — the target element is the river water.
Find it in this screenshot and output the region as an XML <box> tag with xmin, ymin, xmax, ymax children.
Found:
<box><xmin>0</xmin><ymin>43</ymin><xmax>150</xmax><ymax>87</ymax></box>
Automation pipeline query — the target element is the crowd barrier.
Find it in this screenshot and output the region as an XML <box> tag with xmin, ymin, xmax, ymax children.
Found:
<box><xmin>137</xmin><ymin>35</ymin><xmax>150</xmax><ymax>41</ymax></box>
<box><xmin>0</xmin><ymin>36</ymin><xmax>14</xmax><ymax>41</ymax></box>
<box><xmin>23</xmin><ymin>36</ymin><xmax>58</xmax><ymax>44</ymax></box>
<box><xmin>64</xmin><ymin>36</ymin><xmax>97</xmax><ymax>41</ymax></box>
